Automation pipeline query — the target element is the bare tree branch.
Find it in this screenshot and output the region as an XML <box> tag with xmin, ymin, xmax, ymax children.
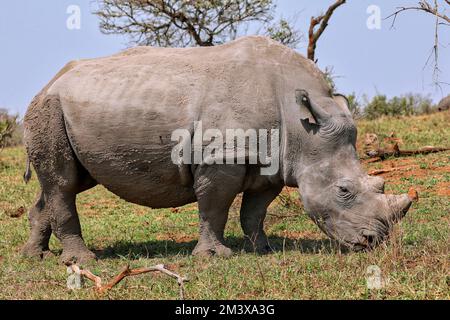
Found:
<box><xmin>307</xmin><ymin>0</ymin><xmax>346</xmax><ymax>62</ymax></box>
<box><xmin>385</xmin><ymin>1</ymin><xmax>450</xmax><ymax>25</ymax></box>
<box><xmin>385</xmin><ymin>1</ymin><xmax>449</xmax><ymax>88</ymax></box>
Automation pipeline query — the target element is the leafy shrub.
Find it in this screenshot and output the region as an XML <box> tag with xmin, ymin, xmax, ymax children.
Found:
<box><xmin>0</xmin><ymin>109</ymin><xmax>22</xmax><ymax>150</ymax></box>
<box><xmin>362</xmin><ymin>93</ymin><xmax>436</xmax><ymax>120</ymax></box>
<box><xmin>346</xmin><ymin>93</ymin><xmax>362</xmax><ymax>119</ymax></box>
<box><xmin>320</xmin><ymin>67</ymin><xmax>435</xmax><ymax>120</ymax></box>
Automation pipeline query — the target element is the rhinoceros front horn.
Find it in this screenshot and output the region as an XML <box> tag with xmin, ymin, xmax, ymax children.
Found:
<box><xmin>387</xmin><ymin>194</ymin><xmax>413</xmax><ymax>223</ymax></box>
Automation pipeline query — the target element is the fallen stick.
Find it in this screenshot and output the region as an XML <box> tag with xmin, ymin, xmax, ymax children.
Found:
<box><xmin>69</xmin><ymin>263</ymin><xmax>102</xmax><ymax>290</ymax></box>
<box><xmin>368</xmin><ymin>168</ymin><xmax>401</xmax><ymax>175</ymax></box>
<box><xmin>66</xmin><ymin>262</ymin><xmax>189</xmax><ymax>298</ymax></box>
<box><xmin>366</xmin><ymin>145</ymin><xmax>449</xmax><ymax>160</ymax></box>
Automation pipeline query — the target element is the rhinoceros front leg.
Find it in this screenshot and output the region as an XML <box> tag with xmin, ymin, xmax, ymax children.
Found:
<box><xmin>192</xmin><ymin>164</ymin><xmax>246</xmax><ymax>257</ymax></box>
<box><xmin>49</xmin><ymin>190</ymin><xmax>96</xmax><ymax>264</ymax></box>
<box><xmin>240</xmin><ymin>186</ymin><xmax>282</xmax><ymax>254</ymax></box>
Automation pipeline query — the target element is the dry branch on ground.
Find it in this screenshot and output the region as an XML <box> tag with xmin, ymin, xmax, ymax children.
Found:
<box><xmin>363</xmin><ymin>132</ymin><xmax>449</xmax><ymax>161</ymax></box>
<box><xmin>368</xmin><ymin>168</ymin><xmax>401</xmax><ymax>176</ymax></box>
<box><xmin>66</xmin><ymin>262</ymin><xmax>189</xmax><ymax>298</ymax></box>
<box><xmin>366</xmin><ymin>144</ymin><xmax>449</xmax><ymax>160</ymax></box>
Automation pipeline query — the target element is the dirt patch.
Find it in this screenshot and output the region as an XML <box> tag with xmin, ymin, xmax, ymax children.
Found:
<box><xmin>436</xmin><ymin>182</ymin><xmax>450</xmax><ymax>197</ymax></box>
<box><xmin>364</xmin><ymin>155</ymin><xmax>447</xmax><ymax>182</ymax></box>
<box><xmin>431</xmin><ymin>165</ymin><xmax>450</xmax><ymax>173</ymax></box>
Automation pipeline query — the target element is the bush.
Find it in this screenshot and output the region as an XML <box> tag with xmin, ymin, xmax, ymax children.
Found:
<box><xmin>346</xmin><ymin>93</ymin><xmax>362</xmax><ymax>119</ymax></box>
<box><xmin>0</xmin><ymin>109</ymin><xmax>22</xmax><ymax>150</ymax></box>
<box><xmin>362</xmin><ymin>93</ymin><xmax>436</xmax><ymax>120</ymax></box>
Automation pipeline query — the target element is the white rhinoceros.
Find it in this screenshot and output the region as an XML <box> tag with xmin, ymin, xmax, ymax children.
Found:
<box><xmin>22</xmin><ymin>36</ymin><xmax>412</xmax><ymax>263</ymax></box>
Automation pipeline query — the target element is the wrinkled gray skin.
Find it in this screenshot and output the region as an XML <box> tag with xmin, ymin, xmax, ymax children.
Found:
<box><xmin>22</xmin><ymin>36</ymin><xmax>412</xmax><ymax>263</ymax></box>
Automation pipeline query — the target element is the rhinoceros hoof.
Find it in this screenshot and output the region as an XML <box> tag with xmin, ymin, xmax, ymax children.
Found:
<box><xmin>60</xmin><ymin>248</ymin><xmax>97</xmax><ymax>265</ymax></box>
<box><xmin>21</xmin><ymin>243</ymin><xmax>54</xmax><ymax>260</ymax></box>
<box><xmin>192</xmin><ymin>243</ymin><xmax>233</xmax><ymax>258</ymax></box>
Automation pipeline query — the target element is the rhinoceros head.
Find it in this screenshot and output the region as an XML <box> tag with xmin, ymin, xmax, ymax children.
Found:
<box><xmin>294</xmin><ymin>90</ymin><xmax>413</xmax><ymax>250</ymax></box>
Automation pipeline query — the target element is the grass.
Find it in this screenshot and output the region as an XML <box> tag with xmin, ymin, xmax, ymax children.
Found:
<box><xmin>0</xmin><ymin>112</ymin><xmax>449</xmax><ymax>300</ymax></box>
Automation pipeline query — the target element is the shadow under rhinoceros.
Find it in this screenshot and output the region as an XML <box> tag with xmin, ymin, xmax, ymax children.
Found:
<box><xmin>94</xmin><ymin>236</ymin><xmax>346</xmax><ymax>260</ymax></box>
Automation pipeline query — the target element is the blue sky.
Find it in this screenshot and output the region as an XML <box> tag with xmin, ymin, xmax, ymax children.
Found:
<box><xmin>0</xmin><ymin>0</ymin><xmax>448</xmax><ymax>115</ymax></box>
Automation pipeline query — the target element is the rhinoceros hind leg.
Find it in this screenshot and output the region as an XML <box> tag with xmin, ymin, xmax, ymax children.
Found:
<box><xmin>192</xmin><ymin>164</ymin><xmax>246</xmax><ymax>257</ymax></box>
<box><xmin>22</xmin><ymin>191</ymin><xmax>52</xmax><ymax>259</ymax></box>
<box><xmin>240</xmin><ymin>186</ymin><xmax>282</xmax><ymax>254</ymax></box>
<box><xmin>23</xmin><ymin>94</ymin><xmax>97</xmax><ymax>264</ymax></box>
<box><xmin>23</xmin><ymin>186</ymin><xmax>96</xmax><ymax>264</ymax></box>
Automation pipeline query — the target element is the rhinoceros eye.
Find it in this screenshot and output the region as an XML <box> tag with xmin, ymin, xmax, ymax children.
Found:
<box><xmin>336</xmin><ymin>180</ymin><xmax>356</xmax><ymax>201</ymax></box>
<box><xmin>336</xmin><ymin>183</ymin><xmax>356</xmax><ymax>208</ymax></box>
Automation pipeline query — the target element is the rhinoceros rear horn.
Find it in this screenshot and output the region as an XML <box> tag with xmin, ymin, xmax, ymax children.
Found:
<box><xmin>295</xmin><ymin>89</ymin><xmax>330</xmax><ymax>124</ymax></box>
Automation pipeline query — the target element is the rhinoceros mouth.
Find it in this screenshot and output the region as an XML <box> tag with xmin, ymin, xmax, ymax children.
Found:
<box><xmin>308</xmin><ymin>208</ymin><xmax>392</xmax><ymax>251</ymax></box>
<box><xmin>350</xmin><ymin>243</ymin><xmax>368</xmax><ymax>252</ymax></box>
<box><xmin>325</xmin><ymin>223</ymin><xmax>390</xmax><ymax>251</ymax></box>
<box><xmin>345</xmin><ymin>228</ymin><xmax>390</xmax><ymax>251</ymax></box>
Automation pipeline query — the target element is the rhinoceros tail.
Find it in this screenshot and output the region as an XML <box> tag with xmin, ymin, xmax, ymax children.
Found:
<box><xmin>23</xmin><ymin>156</ymin><xmax>32</xmax><ymax>184</ymax></box>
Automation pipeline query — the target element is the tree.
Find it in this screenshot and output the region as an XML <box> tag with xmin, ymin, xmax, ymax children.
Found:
<box><xmin>94</xmin><ymin>0</ymin><xmax>302</xmax><ymax>48</ymax></box>
<box><xmin>307</xmin><ymin>0</ymin><xmax>346</xmax><ymax>62</ymax></box>
<box><xmin>386</xmin><ymin>1</ymin><xmax>450</xmax><ymax>87</ymax></box>
<box><xmin>362</xmin><ymin>93</ymin><xmax>436</xmax><ymax>119</ymax></box>
<box><xmin>387</xmin><ymin>0</ymin><xmax>449</xmax><ymax>25</ymax></box>
<box><xmin>95</xmin><ymin>0</ymin><xmax>348</xmax><ymax>62</ymax></box>
<box><xmin>346</xmin><ymin>93</ymin><xmax>362</xmax><ymax>119</ymax></box>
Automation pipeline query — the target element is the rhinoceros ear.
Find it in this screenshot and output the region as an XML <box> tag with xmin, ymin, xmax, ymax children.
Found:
<box><xmin>295</xmin><ymin>89</ymin><xmax>330</xmax><ymax>125</ymax></box>
<box><xmin>333</xmin><ymin>93</ymin><xmax>352</xmax><ymax>117</ymax></box>
<box><xmin>296</xmin><ymin>89</ymin><xmax>317</xmax><ymax>124</ymax></box>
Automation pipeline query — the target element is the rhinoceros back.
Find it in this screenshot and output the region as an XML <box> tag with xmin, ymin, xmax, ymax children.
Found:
<box><xmin>45</xmin><ymin>36</ymin><xmax>330</xmax><ymax>208</ymax></box>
